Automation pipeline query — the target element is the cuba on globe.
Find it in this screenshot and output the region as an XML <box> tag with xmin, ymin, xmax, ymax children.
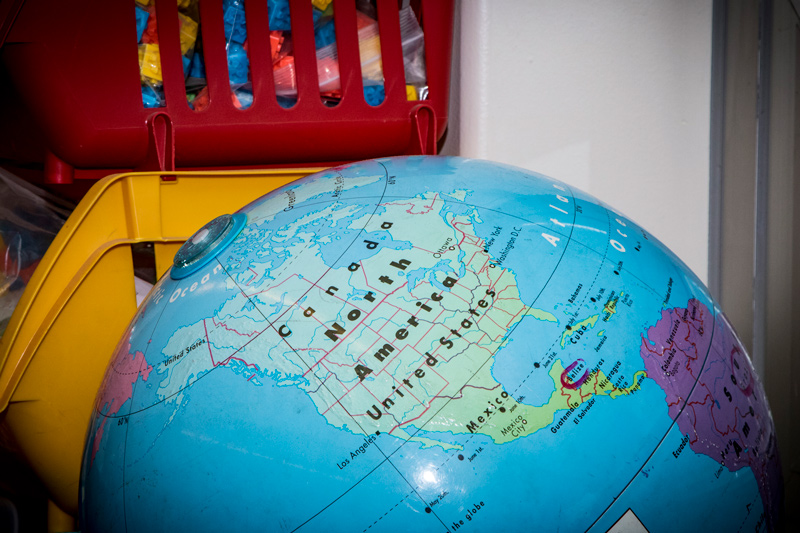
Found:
<box><xmin>81</xmin><ymin>156</ymin><xmax>783</xmax><ymax>532</ymax></box>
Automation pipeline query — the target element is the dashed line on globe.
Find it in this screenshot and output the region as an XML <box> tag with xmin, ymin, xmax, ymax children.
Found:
<box><xmin>361</xmin><ymin>490</ymin><xmax>416</xmax><ymax>532</ymax></box>
<box><xmin>502</xmin><ymin>197</ymin><xmax>613</xmax><ymax>404</ymax></box>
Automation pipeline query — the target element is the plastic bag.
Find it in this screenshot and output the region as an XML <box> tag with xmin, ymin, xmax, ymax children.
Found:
<box><xmin>399</xmin><ymin>5</ymin><xmax>427</xmax><ymax>99</ymax></box>
<box><xmin>0</xmin><ymin>169</ymin><xmax>73</xmax><ymax>337</ymax></box>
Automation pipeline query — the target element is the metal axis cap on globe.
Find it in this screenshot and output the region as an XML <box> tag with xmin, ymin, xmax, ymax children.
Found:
<box><xmin>171</xmin><ymin>213</ymin><xmax>247</xmax><ymax>280</ymax></box>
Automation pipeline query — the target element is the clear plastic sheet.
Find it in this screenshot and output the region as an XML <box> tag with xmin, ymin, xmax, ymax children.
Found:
<box><xmin>0</xmin><ymin>169</ymin><xmax>73</xmax><ymax>337</ymax></box>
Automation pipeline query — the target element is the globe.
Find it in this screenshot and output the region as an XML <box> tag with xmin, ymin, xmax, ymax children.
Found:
<box><xmin>81</xmin><ymin>156</ymin><xmax>783</xmax><ymax>532</ymax></box>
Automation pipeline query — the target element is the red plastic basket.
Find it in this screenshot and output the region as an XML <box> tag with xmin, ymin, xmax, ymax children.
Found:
<box><xmin>0</xmin><ymin>0</ymin><xmax>453</xmax><ymax>183</ymax></box>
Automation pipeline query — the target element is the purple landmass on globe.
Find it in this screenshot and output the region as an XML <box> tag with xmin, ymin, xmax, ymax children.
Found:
<box><xmin>641</xmin><ymin>299</ymin><xmax>782</xmax><ymax>528</ymax></box>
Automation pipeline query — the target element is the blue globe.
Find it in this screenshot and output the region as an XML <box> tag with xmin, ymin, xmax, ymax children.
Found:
<box><xmin>81</xmin><ymin>156</ymin><xmax>782</xmax><ymax>531</ymax></box>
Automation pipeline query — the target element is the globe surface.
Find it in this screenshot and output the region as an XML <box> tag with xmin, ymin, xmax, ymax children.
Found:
<box><xmin>81</xmin><ymin>156</ymin><xmax>782</xmax><ymax>532</ymax></box>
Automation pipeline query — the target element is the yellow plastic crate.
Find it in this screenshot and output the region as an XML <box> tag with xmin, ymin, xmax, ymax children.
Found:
<box><xmin>0</xmin><ymin>168</ymin><xmax>319</xmax><ymax>519</ymax></box>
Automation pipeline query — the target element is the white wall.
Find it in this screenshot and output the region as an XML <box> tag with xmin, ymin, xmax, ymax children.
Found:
<box><xmin>454</xmin><ymin>0</ymin><xmax>713</xmax><ymax>281</ymax></box>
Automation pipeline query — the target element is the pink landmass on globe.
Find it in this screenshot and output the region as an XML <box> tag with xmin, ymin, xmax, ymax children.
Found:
<box><xmin>91</xmin><ymin>345</ymin><xmax>153</xmax><ymax>461</ymax></box>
